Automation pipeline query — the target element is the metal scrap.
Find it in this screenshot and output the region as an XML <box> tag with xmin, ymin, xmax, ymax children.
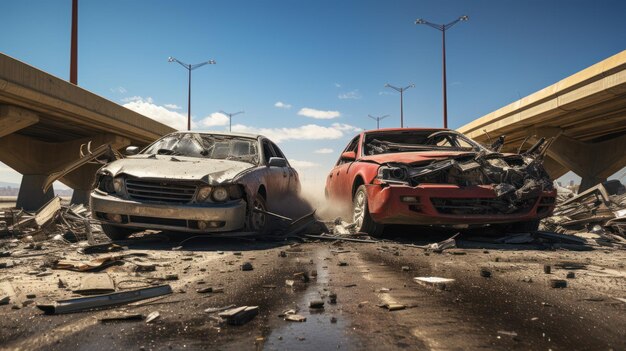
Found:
<box><xmin>37</xmin><ymin>284</ymin><xmax>173</xmax><ymax>314</ymax></box>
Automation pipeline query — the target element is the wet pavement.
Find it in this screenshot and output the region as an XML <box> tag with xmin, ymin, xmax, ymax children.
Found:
<box><xmin>1</xmin><ymin>228</ymin><xmax>625</xmax><ymax>350</ymax></box>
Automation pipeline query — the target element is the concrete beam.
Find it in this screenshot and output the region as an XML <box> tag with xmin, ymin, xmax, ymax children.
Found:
<box><xmin>534</xmin><ymin>128</ymin><xmax>626</xmax><ymax>191</ymax></box>
<box><xmin>0</xmin><ymin>105</ymin><xmax>39</xmax><ymax>138</ymax></box>
<box><xmin>0</xmin><ymin>133</ymin><xmax>130</xmax><ymax>210</ymax></box>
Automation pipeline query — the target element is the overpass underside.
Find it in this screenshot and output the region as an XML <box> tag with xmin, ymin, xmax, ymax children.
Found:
<box><xmin>458</xmin><ymin>50</ymin><xmax>626</xmax><ymax>191</ymax></box>
<box><xmin>0</xmin><ymin>53</ymin><xmax>174</xmax><ymax>210</ymax></box>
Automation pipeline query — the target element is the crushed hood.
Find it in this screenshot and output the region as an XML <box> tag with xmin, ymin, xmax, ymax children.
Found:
<box><xmin>101</xmin><ymin>155</ymin><xmax>254</xmax><ymax>184</ymax></box>
<box><xmin>359</xmin><ymin>151</ymin><xmax>476</xmax><ymax>165</ymax></box>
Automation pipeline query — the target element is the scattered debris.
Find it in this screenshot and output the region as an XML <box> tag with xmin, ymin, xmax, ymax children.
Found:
<box><xmin>73</xmin><ymin>273</ymin><xmax>115</xmax><ymax>295</ymax></box>
<box><xmin>309</xmin><ymin>300</ymin><xmax>324</xmax><ymax>309</ymax></box>
<box><xmin>543</xmin><ymin>265</ymin><xmax>551</xmax><ymax>274</ymax></box>
<box><xmin>145</xmin><ymin>311</ymin><xmax>160</xmax><ymax>323</ymax></box>
<box><xmin>99</xmin><ymin>313</ymin><xmax>144</xmax><ymax>322</ymax></box>
<box><xmin>285</xmin><ymin>314</ymin><xmax>307</xmax><ymax>322</ymax></box>
<box><xmin>204</xmin><ymin>305</ymin><xmax>236</xmax><ymax>314</ymax></box>
<box><xmin>241</xmin><ymin>262</ymin><xmax>254</xmax><ymax>271</ymax></box>
<box><xmin>37</xmin><ymin>285</ymin><xmax>173</xmax><ymax>314</ymax></box>
<box><xmin>541</xmin><ymin>180</ymin><xmax>626</xmax><ymax>246</ymax></box>
<box><xmin>414</xmin><ymin>277</ymin><xmax>455</xmax><ymax>290</ymax></box>
<box><xmin>218</xmin><ymin>306</ymin><xmax>259</xmax><ymax>325</ymax></box>
<box><xmin>549</xmin><ymin>279</ymin><xmax>567</xmax><ymax>288</ymax></box>
<box><xmin>480</xmin><ymin>268</ymin><xmax>492</xmax><ymax>278</ymax></box>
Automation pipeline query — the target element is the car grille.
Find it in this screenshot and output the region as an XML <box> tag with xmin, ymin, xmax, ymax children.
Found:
<box><xmin>125</xmin><ymin>179</ymin><xmax>198</xmax><ymax>204</ymax></box>
<box><xmin>430</xmin><ymin>197</ymin><xmax>537</xmax><ymax>215</ymax></box>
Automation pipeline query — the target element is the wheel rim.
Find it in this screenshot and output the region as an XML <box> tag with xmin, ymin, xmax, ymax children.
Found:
<box><xmin>251</xmin><ymin>198</ymin><xmax>266</xmax><ymax>231</ymax></box>
<box><xmin>353</xmin><ymin>190</ymin><xmax>365</xmax><ymax>228</ymax></box>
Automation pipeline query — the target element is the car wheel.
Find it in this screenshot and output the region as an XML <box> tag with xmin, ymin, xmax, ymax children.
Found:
<box><xmin>353</xmin><ymin>185</ymin><xmax>384</xmax><ymax>236</ymax></box>
<box><xmin>101</xmin><ymin>224</ymin><xmax>136</xmax><ymax>241</ymax></box>
<box><xmin>248</xmin><ymin>193</ymin><xmax>271</xmax><ymax>234</ymax></box>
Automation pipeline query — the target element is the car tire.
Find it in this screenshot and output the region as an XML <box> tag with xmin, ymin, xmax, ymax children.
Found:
<box><xmin>101</xmin><ymin>224</ymin><xmax>136</xmax><ymax>241</ymax></box>
<box><xmin>353</xmin><ymin>185</ymin><xmax>384</xmax><ymax>236</ymax></box>
<box><xmin>247</xmin><ymin>193</ymin><xmax>271</xmax><ymax>235</ymax></box>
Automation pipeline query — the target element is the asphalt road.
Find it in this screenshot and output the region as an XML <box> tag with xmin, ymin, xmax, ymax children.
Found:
<box><xmin>0</xmin><ymin>230</ymin><xmax>625</xmax><ymax>351</ymax></box>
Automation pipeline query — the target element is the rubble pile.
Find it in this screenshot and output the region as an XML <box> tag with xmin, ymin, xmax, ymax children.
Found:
<box><xmin>541</xmin><ymin>180</ymin><xmax>626</xmax><ymax>246</ymax></box>
<box><xmin>0</xmin><ymin>196</ymin><xmax>100</xmax><ymax>243</ymax></box>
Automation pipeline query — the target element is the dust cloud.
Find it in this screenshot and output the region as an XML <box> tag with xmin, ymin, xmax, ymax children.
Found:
<box><xmin>277</xmin><ymin>179</ymin><xmax>351</xmax><ymax>222</ymax></box>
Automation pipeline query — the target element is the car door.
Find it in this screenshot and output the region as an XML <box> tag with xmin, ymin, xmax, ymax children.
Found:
<box><xmin>261</xmin><ymin>139</ymin><xmax>287</xmax><ymax>198</ymax></box>
<box><xmin>270</xmin><ymin>141</ymin><xmax>298</xmax><ymax>194</ymax></box>
<box><xmin>328</xmin><ymin>135</ymin><xmax>360</xmax><ymax>202</ymax></box>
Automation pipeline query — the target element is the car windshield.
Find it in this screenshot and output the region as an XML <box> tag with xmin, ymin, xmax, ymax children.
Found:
<box><xmin>141</xmin><ymin>133</ymin><xmax>259</xmax><ymax>164</ymax></box>
<box><xmin>363</xmin><ymin>130</ymin><xmax>484</xmax><ymax>155</ymax></box>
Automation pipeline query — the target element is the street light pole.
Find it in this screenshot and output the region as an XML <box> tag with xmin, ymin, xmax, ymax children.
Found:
<box><xmin>368</xmin><ymin>114</ymin><xmax>389</xmax><ymax>129</ymax></box>
<box><xmin>219</xmin><ymin>111</ymin><xmax>245</xmax><ymax>132</ymax></box>
<box><xmin>384</xmin><ymin>84</ymin><xmax>414</xmax><ymax>128</ymax></box>
<box><xmin>415</xmin><ymin>15</ymin><xmax>468</xmax><ymax>129</ymax></box>
<box><xmin>168</xmin><ymin>57</ymin><xmax>216</xmax><ymax>131</ymax></box>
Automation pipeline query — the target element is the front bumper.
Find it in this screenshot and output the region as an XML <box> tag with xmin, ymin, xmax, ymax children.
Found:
<box><xmin>366</xmin><ymin>183</ymin><xmax>556</xmax><ymax>226</ymax></box>
<box><xmin>90</xmin><ymin>191</ymin><xmax>247</xmax><ymax>233</ymax></box>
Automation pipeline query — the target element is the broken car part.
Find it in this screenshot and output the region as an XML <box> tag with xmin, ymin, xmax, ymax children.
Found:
<box><xmin>37</xmin><ymin>285</ymin><xmax>173</xmax><ymax>314</ymax></box>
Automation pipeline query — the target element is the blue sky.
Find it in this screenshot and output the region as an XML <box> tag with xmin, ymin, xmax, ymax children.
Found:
<box><xmin>1</xmin><ymin>0</ymin><xmax>626</xmax><ymax>187</ymax></box>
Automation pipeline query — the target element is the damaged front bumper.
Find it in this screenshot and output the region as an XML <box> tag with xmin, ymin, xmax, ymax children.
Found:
<box><xmin>365</xmin><ymin>183</ymin><xmax>556</xmax><ymax>226</ymax></box>
<box><xmin>90</xmin><ymin>191</ymin><xmax>247</xmax><ymax>233</ymax></box>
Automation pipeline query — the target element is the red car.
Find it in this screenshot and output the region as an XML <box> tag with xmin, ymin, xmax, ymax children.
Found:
<box><xmin>325</xmin><ymin>128</ymin><xmax>556</xmax><ymax>235</ymax></box>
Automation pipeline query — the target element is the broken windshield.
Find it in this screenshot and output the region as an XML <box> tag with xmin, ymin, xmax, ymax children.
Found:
<box><xmin>141</xmin><ymin>133</ymin><xmax>259</xmax><ymax>164</ymax></box>
<box><xmin>363</xmin><ymin>130</ymin><xmax>484</xmax><ymax>155</ymax></box>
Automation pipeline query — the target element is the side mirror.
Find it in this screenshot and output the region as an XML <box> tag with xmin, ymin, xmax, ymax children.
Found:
<box><xmin>340</xmin><ymin>151</ymin><xmax>356</xmax><ymax>161</ymax></box>
<box><xmin>268</xmin><ymin>157</ymin><xmax>287</xmax><ymax>167</ymax></box>
<box><xmin>125</xmin><ymin>146</ymin><xmax>140</xmax><ymax>155</ymax></box>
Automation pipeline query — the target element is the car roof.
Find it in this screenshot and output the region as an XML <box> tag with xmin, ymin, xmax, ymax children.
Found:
<box><xmin>362</xmin><ymin>127</ymin><xmax>449</xmax><ymax>134</ymax></box>
<box><xmin>170</xmin><ymin>130</ymin><xmax>265</xmax><ymax>140</ymax></box>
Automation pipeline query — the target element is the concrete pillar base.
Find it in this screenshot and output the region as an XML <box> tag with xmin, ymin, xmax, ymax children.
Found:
<box><xmin>531</xmin><ymin>128</ymin><xmax>626</xmax><ymax>192</ymax></box>
<box><xmin>16</xmin><ymin>175</ymin><xmax>55</xmax><ymax>211</ymax></box>
<box><xmin>70</xmin><ymin>189</ymin><xmax>90</xmax><ymax>206</ymax></box>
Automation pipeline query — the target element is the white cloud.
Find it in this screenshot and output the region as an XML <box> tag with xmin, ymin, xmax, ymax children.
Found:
<box><xmin>334</xmin><ymin>83</ymin><xmax>342</xmax><ymax>88</ymax></box>
<box><xmin>164</xmin><ymin>104</ymin><xmax>182</xmax><ymax>110</ymax></box>
<box><xmin>331</xmin><ymin>123</ymin><xmax>362</xmax><ymax>132</ymax></box>
<box><xmin>298</xmin><ymin>107</ymin><xmax>341</xmax><ymax>120</ymax></box>
<box><xmin>122</xmin><ymin>96</ymin><xmax>146</xmax><ymax>103</ymax></box>
<box><xmin>378</xmin><ymin>91</ymin><xmax>394</xmax><ymax>96</ymax></box>
<box><xmin>289</xmin><ymin>159</ymin><xmax>319</xmax><ymax>169</ymax></box>
<box><xmin>110</xmin><ymin>86</ymin><xmax>127</xmax><ymax>94</ymax></box>
<box><xmin>123</xmin><ymin>97</ymin><xmax>187</xmax><ymax>130</ymax></box>
<box><xmin>274</xmin><ymin>101</ymin><xmax>292</xmax><ymax>109</ymax></box>
<box><xmin>198</xmin><ymin>112</ymin><xmax>229</xmax><ymax>128</ymax></box>
<box><xmin>314</xmin><ymin>148</ymin><xmax>334</xmax><ymax>154</ymax></box>
<box><xmin>338</xmin><ymin>90</ymin><xmax>361</xmax><ymax>100</ymax></box>
<box><xmin>231</xmin><ymin>124</ymin><xmax>349</xmax><ymax>143</ymax></box>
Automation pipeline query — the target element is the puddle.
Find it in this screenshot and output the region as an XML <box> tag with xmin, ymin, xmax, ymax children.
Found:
<box><xmin>263</xmin><ymin>248</ymin><xmax>355</xmax><ymax>350</ymax></box>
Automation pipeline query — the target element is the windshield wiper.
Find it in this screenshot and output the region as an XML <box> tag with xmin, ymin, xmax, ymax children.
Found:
<box><xmin>157</xmin><ymin>148</ymin><xmax>182</xmax><ymax>156</ymax></box>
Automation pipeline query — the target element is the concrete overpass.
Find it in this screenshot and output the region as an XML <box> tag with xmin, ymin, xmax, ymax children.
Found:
<box><xmin>0</xmin><ymin>53</ymin><xmax>175</xmax><ymax>210</ymax></box>
<box><xmin>458</xmin><ymin>50</ymin><xmax>626</xmax><ymax>191</ymax></box>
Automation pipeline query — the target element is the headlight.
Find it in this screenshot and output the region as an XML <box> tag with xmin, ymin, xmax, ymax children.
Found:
<box><xmin>196</xmin><ymin>186</ymin><xmax>213</xmax><ymax>202</ymax></box>
<box><xmin>113</xmin><ymin>178</ymin><xmax>124</xmax><ymax>193</ymax></box>
<box><xmin>212</xmin><ymin>187</ymin><xmax>229</xmax><ymax>202</ymax></box>
<box><xmin>377</xmin><ymin>166</ymin><xmax>407</xmax><ymax>181</ymax></box>
<box><xmin>98</xmin><ymin>175</ymin><xmax>115</xmax><ymax>193</ymax></box>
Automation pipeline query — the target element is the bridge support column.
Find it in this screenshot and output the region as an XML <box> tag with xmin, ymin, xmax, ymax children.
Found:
<box><xmin>533</xmin><ymin>127</ymin><xmax>626</xmax><ymax>192</ymax></box>
<box><xmin>16</xmin><ymin>175</ymin><xmax>55</xmax><ymax>210</ymax></box>
<box><xmin>0</xmin><ymin>133</ymin><xmax>129</xmax><ymax>210</ymax></box>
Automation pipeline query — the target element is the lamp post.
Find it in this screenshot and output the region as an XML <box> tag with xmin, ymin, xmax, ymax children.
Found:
<box><xmin>415</xmin><ymin>15</ymin><xmax>468</xmax><ymax>129</ymax></box>
<box><xmin>384</xmin><ymin>84</ymin><xmax>414</xmax><ymax>128</ymax></box>
<box><xmin>368</xmin><ymin>114</ymin><xmax>389</xmax><ymax>129</ymax></box>
<box><xmin>70</xmin><ymin>0</ymin><xmax>78</xmax><ymax>84</ymax></box>
<box><xmin>219</xmin><ymin>110</ymin><xmax>245</xmax><ymax>132</ymax></box>
<box><xmin>168</xmin><ymin>57</ymin><xmax>216</xmax><ymax>131</ymax></box>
